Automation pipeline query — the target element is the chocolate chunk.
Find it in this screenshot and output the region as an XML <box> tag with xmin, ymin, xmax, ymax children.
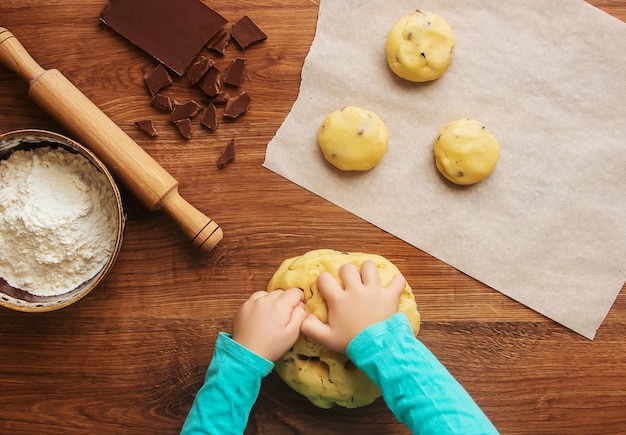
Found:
<box><xmin>201</xmin><ymin>103</ymin><xmax>218</xmax><ymax>130</ymax></box>
<box><xmin>198</xmin><ymin>65</ymin><xmax>221</xmax><ymax>97</ymax></box>
<box><xmin>224</xmin><ymin>57</ymin><xmax>246</xmax><ymax>87</ymax></box>
<box><xmin>207</xmin><ymin>30</ymin><xmax>231</xmax><ymax>56</ymax></box>
<box><xmin>100</xmin><ymin>0</ymin><xmax>227</xmax><ymax>76</ymax></box>
<box><xmin>144</xmin><ymin>64</ymin><xmax>173</xmax><ymax>96</ymax></box>
<box><xmin>217</xmin><ymin>139</ymin><xmax>235</xmax><ymax>169</ymax></box>
<box><xmin>174</xmin><ymin>118</ymin><xmax>193</xmax><ymax>139</ymax></box>
<box><xmin>231</xmin><ymin>16</ymin><xmax>267</xmax><ymax>49</ymax></box>
<box><xmin>135</xmin><ymin>119</ymin><xmax>158</xmax><ymax>137</ymax></box>
<box><xmin>170</xmin><ymin>100</ymin><xmax>202</xmax><ymax>122</ymax></box>
<box><xmin>186</xmin><ymin>55</ymin><xmax>214</xmax><ymax>85</ymax></box>
<box><xmin>223</xmin><ymin>92</ymin><xmax>251</xmax><ymax>119</ymax></box>
<box><xmin>204</xmin><ymin>92</ymin><xmax>230</xmax><ymax>106</ymax></box>
<box><xmin>151</xmin><ymin>93</ymin><xmax>173</xmax><ymax>111</ymax></box>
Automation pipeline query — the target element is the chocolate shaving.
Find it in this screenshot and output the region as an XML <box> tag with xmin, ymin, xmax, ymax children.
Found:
<box><xmin>231</xmin><ymin>16</ymin><xmax>267</xmax><ymax>49</ymax></box>
<box><xmin>201</xmin><ymin>103</ymin><xmax>218</xmax><ymax>130</ymax></box>
<box><xmin>186</xmin><ymin>55</ymin><xmax>214</xmax><ymax>84</ymax></box>
<box><xmin>224</xmin><ymin>57</ymin><xmax>246</xmax><ymax>87</ymax></box>
<box><xmin>217</xmin><ymin>139</ymin><xmax>235</xmax><ymax>169</ymax></box>
<box><xmin>144</xmin><ymin>64</ymin><xmax>173</xmax><ymax>96</ymax></box>
<box><xmin>170</xmin><ymin>100</ymin><xmax>202</xmax><ymax>122</ymax></box>
<box><xmin>135</xmin><ymin>119</ymin><xmax>158</xmax><ymax>137</ymax></box>
<box><xmin>223</xmin><ymin>92</ymin><xmax>251</xmax><ymax>119</ymax></box>
<box><xmin>174</xmin><ymin>118</ymin><xmax>193</xmax><ymax>139</ymax></box>
<box><xmin>207</xmin><ymin>30</ymin><xmax>231</xmax><ymax>56</ymax></box>
<box><xmin>151</xmin><ymin>93</ymin><xmax>173</xmax><ymax>111</ymax></box>
<box><xmin>198</xmin><ymin>65</ymin><xmax>221</xmax><ymax>97</ymax></box>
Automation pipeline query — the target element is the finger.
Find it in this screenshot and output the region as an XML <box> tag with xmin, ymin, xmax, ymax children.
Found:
<box><xmin>300</xmin><ymin>313</ymin><xmax>333</xmax><ymax>346</ymax></box>
<box><xmin>279</xmin><ymin>287</ymin><xmax>305</xmax><ymax>307</ymax></box>
<box><xmin>387</xmin><ymin>273</ymin><xmax>407</xmax><ymax>301</ymax></box>
<box><xmin>285</xmin><ymin>302</ymin><xmax>308</xmax><ymax>334</ymax></box>
<box><xmin>265</xmin><ymin>289</ymin><xmax>285</xmax><ymax>300</ymax></box>
<box><xmin>338</xmin><ymin>262</ymin><xmax>362</xmax><ymax>289</ymax></box>
<box><xmin>249</xmin><ymin>290</ymin><xmax>269</xmax><ymax>300</ymax></box>
<box><xmin>317</xmin><ymin>271</ymin><xmax>344</xmax><ymax>297</ymax></box>
<box><xmin>360</xmin><ymin>260</ymin><xmax>381</xmax><ymax>286</ymax></box>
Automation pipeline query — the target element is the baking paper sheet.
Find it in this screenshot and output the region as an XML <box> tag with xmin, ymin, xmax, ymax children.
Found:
<box><xmin>263</xmin><ymin>0</ymin><xmax>626</xmax><ymax>339</ymax></box>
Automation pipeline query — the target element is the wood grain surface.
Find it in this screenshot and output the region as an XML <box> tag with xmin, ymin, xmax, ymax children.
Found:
<box><xmin>1</xmin><ymin>1</ymin><xmax>625</xmax><ymax>434</ymax></box>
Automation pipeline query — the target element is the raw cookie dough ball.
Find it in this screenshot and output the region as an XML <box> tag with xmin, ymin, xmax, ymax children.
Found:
<box><xmin>433</xmin><ymin>118</ymin><xmax>500</xmax><ymax>185</ymax></box>
<box><xmin>318</xmin><ymin>106</ymin><xmax>388</xmax><ymax>171</ymax></box>
<box><xmin>386</xmin><ymin>10</ymin><xmax>455</xmax><ymax>82</ymax></box>
<box><xmin>267</xmin><ymin>249</ymin><xmax>420</xmax><ymax>409</ymax></box>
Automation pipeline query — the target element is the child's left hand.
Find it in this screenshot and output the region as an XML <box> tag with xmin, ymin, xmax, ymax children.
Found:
<box><xmin>232</xmin><ymin>287</ymin><xmax>307</xmax><ymax>362</ymax></box>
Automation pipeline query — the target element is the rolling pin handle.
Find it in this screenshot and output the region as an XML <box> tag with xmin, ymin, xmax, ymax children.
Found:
<box><xmin>0</xmin><ymin>28</ymin><xmax>45</xmax><ymax>83</ymax></box>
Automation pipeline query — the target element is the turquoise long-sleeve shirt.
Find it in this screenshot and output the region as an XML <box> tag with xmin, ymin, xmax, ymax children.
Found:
<box><xmin>180</xmin><ymin>313</ymin><xmax>498</xmax><ymax>434</ymax></box>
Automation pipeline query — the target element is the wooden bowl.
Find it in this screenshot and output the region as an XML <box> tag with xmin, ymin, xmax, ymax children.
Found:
<box><xmin>0</xmin><ymin>129</ymin><xmax>125</xmax><ymax>312</ymax></box>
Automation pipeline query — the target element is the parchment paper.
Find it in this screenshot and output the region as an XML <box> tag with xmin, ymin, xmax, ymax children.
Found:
<box><xmin>263</xmin><ymin>0</ymin><xmax>626</xmax><ymax>339</ymax></box>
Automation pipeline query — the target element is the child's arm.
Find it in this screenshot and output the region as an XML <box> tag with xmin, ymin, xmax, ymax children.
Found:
<box><xmin>301</xmin><ymin>261</ymin><xmax>498</xmax><ymax>435</ymax></box>
<box><xmin>181</xmin><ymin>288</ymin><xmax>306</xmax><ymax>435</ymax></box>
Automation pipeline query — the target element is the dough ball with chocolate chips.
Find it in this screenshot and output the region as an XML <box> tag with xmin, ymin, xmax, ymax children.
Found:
<box><xmin>386</xmin><ymin>10</ymin><xmax>455</xmax><ymax>82</ymax></box>
<box><xmin>318</xmin><ymin>106</ymin><xmax>388</xmax><ymax>171</ymax></box>
<box><xmin>267</xmin><ymin>249</ymin><xmax>420</xmax><ymax>409</ymax></box>
<box><xmin>433</xmin><ymin>118</ymin><xmax>500</xmax><ymax>185</ymax></box>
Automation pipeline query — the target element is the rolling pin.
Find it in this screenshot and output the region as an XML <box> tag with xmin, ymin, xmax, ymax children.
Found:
<box><xmin>0</xmin><ymin>28</ymin><xmax>222</xmax><ymax>253</ymax></box>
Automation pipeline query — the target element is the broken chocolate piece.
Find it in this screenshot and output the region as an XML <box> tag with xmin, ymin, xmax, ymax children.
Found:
<box><xmin>186</xmin><ymin>55</ymin><xmax>214</xmax><ymax>84</ymax></box>
<box><xmin>204</xmin><ymin>92</ymin><xmax>230</xmax><ymax>106</ymax></box>
<box><xmin>135</xmin><ymin>119</ymin><xmax>158</xmax><ymax>137</ymax></box>
<box><xmin>224</xmin><ymin>57</ymin><xmax>246</xmax><ymax>87</ymax></box>
<box><xmin>198</xmin><ymin>65</ymin><xmax>221</xmax><ymax>97</ymax></box>
<box><xmin>217</xmin><ymin>139</ymin><xmax>235</xmax><ymax>169</ymax></box>
<box><xmin>174</xmin><ymin>118</ymin><xmax>193</xmax><ymax>139</ymax></box>
<box><xmin>201</xmin><ymin>103</ymin><xmax>218</xmax><ymax>130</ymax></box>
<box><xmin>151</xmin><ymin>93</ymin><xmax>173</xmax><ymax>111</ymax></box>
<box><xmin>144</xmin><ymin>64</ymin><xmax>173</xmax><ymax>96</ymax></box>
<box><xmin>170</xmin><ymin>100</ymin><xmax>202</xmax><ymax>122</ymax></box>
<box><xmin>207</xmin><ymin>30</ymin><xmax>231</xmax><ymax>56</ymax></box>
<box><xmin>100</xmin><ymin>0</ymin><xmax>227</xmax><ymax>76</ymax></box>
<box><xmin>223</xmin><ymin>92</ymin><xmax>251</xmax><ymax>119</ymax></box>
<box><xmin>231</xmin><ymin>16</ymin><xmax>267</xmax><ymax>49</ymax></box>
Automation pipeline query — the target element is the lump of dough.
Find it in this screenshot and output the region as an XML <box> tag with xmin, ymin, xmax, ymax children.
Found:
<box><xmin>318</xmin><ymin>106</ymin><xmax>388</xmax><ymax>171</ymax></box>
<box><xmin>267</xmin><ymin>249</ymin><xmax>420</xmax><ymax>409</ymax></box>
<box><xmin>386</xmin><ymin>10</ymin><xmax>455</xmax><ymax>82</ymax></box>
<box><xmin>433</xmin><ymin>118</ymin><xmax>500</xmax><ymax>185</ymax></box>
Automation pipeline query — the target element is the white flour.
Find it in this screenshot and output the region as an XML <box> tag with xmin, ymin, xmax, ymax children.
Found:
<box><xmin>0</xmin><ymin>146</ymin><xmax>118</xmax><ymax>296</ymax></box>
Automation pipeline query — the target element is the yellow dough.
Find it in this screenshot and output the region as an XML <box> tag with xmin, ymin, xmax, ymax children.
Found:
<box><xmin>386</xmin><ymin>10</ymin><xmax>455</xmax><ymax>82</ymax></box>
<box><xmin>318</xmin><ymin>106</ymin><xmax>388</xmax><ymax>171</ymax></box>
<box><xmin>433</xmin><ymin>118</ymin><xmax>500</xmax><ymax>185</ymax></box>
<box><xmin>267</xmin><ymin>249</ymin><xmax>420</xmax><ymax>409</ymax></box>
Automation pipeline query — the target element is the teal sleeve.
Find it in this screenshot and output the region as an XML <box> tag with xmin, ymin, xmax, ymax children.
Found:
<box><xmin>347</xmin><ymin>313</ymin><xmax>499</xmax><ymax>435</ymax></box>
<box><xmin>180</xmin><ymin>332</ymin><xmax>274</xmax><ymax>435</ymax></box>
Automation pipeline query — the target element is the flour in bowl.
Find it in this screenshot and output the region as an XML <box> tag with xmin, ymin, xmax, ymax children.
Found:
<box><xmin>0</xmin><ymin>146</ymin><xmax>118</xmax><ymax>296</ymax></box>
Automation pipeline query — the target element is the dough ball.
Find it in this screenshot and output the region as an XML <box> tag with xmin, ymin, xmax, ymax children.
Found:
<box><xmin>267</xmin><ymin>249</ymin><xmax>420</xmax><ymax>409</ymax></box>
<box><xmin>433</xmin><ymin>118</ymin><xmax>500</xmax><ymax>185</ymax></box>
<box><xmin>318</xmin><ymin>106</ymin><xmax>388</xmax><ymax>171</ymax></box>
<box><xmin>386</xmin><ymin>10</ymin><xmax>455</xmax><ymax>82</ymax></box>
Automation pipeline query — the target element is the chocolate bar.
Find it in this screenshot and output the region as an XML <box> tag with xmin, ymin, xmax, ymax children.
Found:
<box><xmin>100</xmin><ymin>0</ymin><xmax>227</xmax><ymax>75</ymax></box>
<box><xmin>170</xmin><ymin>101</ymin><xmax>202</xmax><ymax>122</ymax></box>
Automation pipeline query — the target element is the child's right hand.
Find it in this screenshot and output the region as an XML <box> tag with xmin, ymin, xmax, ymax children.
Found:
<box><xmin>300</xmin><ymin>260</ymin><xmax>406</xmax><ymax>354</ymax></box>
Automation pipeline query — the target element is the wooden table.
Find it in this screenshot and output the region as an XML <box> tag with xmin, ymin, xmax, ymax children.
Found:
<box><xmin>1</xmin><ymin>1</ymin><xmax>625</xmax><ymax>433</ymax></box>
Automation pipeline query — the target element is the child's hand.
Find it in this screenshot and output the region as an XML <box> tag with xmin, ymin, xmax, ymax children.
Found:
<box><xmin>301</xmin><ymin>260</ymin><xmax>405</xmax><ymax>354</ymax></box>
<box><xmin>232</xmin><ymin>287</ymin><xmax>307</xmax><ymax>362</ymax></box>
